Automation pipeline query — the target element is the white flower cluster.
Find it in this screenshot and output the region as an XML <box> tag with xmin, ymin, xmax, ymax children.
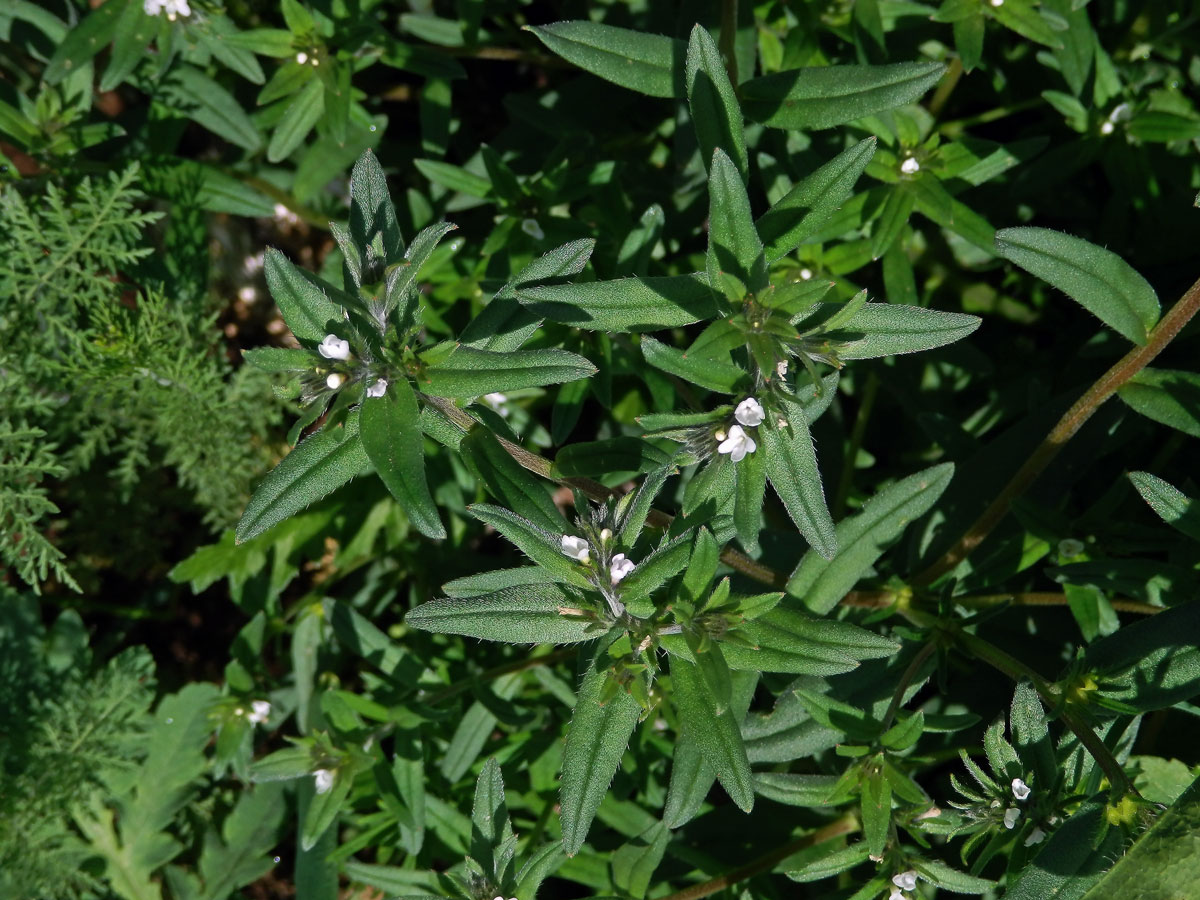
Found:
<box><xmin>560</xmin><ymin>534</ymin><xmax>637</xmax><ymax>586</ymax></box>
<box><xmin>716</xmin><ymin>398</ymin><xmax>765</xmax><ymax>462</ymax></box>
<box><xmin>144</xmin><ymin>0</ymin><xmax>190</xmax><ymax>19</ymax></box>
<box><xmin>1006</xmin><ymin>777</ymin><xmax>1047</xmax><ymax>845</ymax></box>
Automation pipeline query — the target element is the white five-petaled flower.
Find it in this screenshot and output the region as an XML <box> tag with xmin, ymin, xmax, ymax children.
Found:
<box><xmin>319</xmin><ymin>334</ymin><xmax>351</xmax><ymax>360</ymax></box>
<box><xmin>734</xmin><ymin>398</ymin><xmax>765</xmax><ymax>427</ymax></box>
<box><xmin>610</xmin><ymin>553</ymin><xmax>635</xmax><ymax>585</ymax></box>
<box><xmin>144</xmin><ymin>0</ymin><xmax>190</xmax><ymax>19</ymax></box>
<box><xmin>366</xmin><ymin>379</ymin><xmax>388</xmax><ymax>399</ymax></box>
<box><xmin>326</xmin><ymin>372</ymin><xmax>345</xmax><ymax>390</ymax></box>
<box><xmin>717</xmin><ymin>424</ymin><xmax>756</xmax><ymax>462</ymax></box>
<box><xmin>313</xmin><ymin>769</ymin><xmax>334</xmax><ymax>794</ymax></box>
<box><xmin>900</xmin><ymin>156</ymin><xmax>920</xmax><ymax>175</ymax></box>
<box><xmin>561</xmin><ymin>535</ymin><xmax>590</xmax><ymax>563</ymax></box>
<box><xmin>247</xmin><ymin>700</ymin><xmax>271</xmax><ymax>725</ymax></box>
<box><xmin>1004</xmin><ymin>807</ymin><xmax>1021</xmax><ymax>829</ymax></box>
<box><xmin>1025</xmin><ymin>827</ymin><xmax>1046</xmax><ymax>846</ymax></box>
<box><xmin>521</xmin><ymin>218</ymin><xmax>545</xmax><ymax>240</ymax></box>
<box><xmin>892</xmin><ymin>871</ymin><xmax>918</xmax><ymax>892</ymax></box>
<box><xmin>1012</xmin><ymin>778</ymin><xmax>1031</xmax><ymax>801</ymax></box>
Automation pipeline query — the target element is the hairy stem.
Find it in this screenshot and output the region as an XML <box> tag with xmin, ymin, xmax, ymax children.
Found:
<box><xmin>955</xmin><ymin>592</ymin><xmax>1162</xmax><ymax>616</ymax></box>
<box><xmin>916</xmin><ymin>274</ymin><xmax>1200</xmax><ymax>586</ymax></box>
<box><xmin>658</xmin><ymin>815</ymin><xmax>859</xmax><ymax>900</ymax></box>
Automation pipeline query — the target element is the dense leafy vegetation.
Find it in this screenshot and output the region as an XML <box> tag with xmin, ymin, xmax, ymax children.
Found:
<box><xmin>3</xmin><ymin>1</ymin><xmax>1200</xmax><ymax>899</ymax></box>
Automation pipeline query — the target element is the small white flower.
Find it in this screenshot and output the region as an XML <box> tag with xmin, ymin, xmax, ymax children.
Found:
<box><xmin>776</xmin><ymin>360</ymin><xmax>788</xmax><ymax>378</ymax></box>
<box><xmin>892</xmin><ymin>871</ymin><xmax>918</xmax><ymax>892</ymax></box>
<box><xmin>1025</xmin><ymin>827</ymin><xmax>1046</xmax><ymax>846</ymax></box>
<box><xmin>717</xmin><ymin>424</ymin><xmax>756</xmax><ymax>462</ymax></box>
<box><xmin>1099</xmin><ymin>120</ymin><xmax>1116</xmax><ymax>135</ymax></box>
<box><xmin>599</xmin><ymin>528</ymin><xmax>613</xmax><ymax>544</ymax></box>
<box><xmin>366</xmin><ymin>378</ymin><xmax>388</xmax><ymax>399</ymax></box>
<box><xmin>561</xmin><ymin>535</ymin><xmax>590</xmax><ymax>563</ymax></box>
<box><xmin>799</xmin><ymin>268</ymin><xmax>813</xmax><ymax>281</ymax></box>
<box><xmin>1004</xmin><ymin>807</ymin><xmax>1021</xmax><ymax>829</ymax></box>
<box><xmin>1012</xmin><ymin>778</ymin><xmax>1032</xmax><ymax>801</ymax></box>
<box><xmin>610</xmin><ymin>553</ymin><xmax>635</xmax><ymax>585</ymax></box>
<box><xmin>247</xmin><ymin>700</ymin><xmax>271</xmax><ymax>725</ymax></box>
<box><xmin>900</xmin><ymin>156</ymin><xmax>920</xmax><ymax>175</ymax></box>
<box><xmin>326</xmin><ymin>372</ymin><xmax>345</xmax><ymax>390</ymax></box>
<box><xmin>991</xmin><ymin>0</ymin><xmax>1004</xmax><ymax>6</ymax></box>
<box><xmin>483</xmin><ymin>392</ymin><xmax>510</xmax><ymax>417</ymax></box>
<box><xmin>734</xmin><ymin>398</ymin><xmax>765</xmax><ymax>427</ymax></box>
<box><xmin>889</xmin><ymin>892</ymin><xmax>905</xmax><ymax>900</ymax></box>
<box><xmin>521</xmin><ymin>218</ymin><xmax>545</xmax><ymax>240</ymax></box>
<box><xmin>237</xmin><ymin>285</ymin><xmax>258</xmax><ymax>303</ymax></box>
<box><xmin>273</xmin><ymin>202</ymin><xmax>300</xmax><ymax>226</ymax></box>
<box><xmin>296</xmin><ymin>51</ymin><xmax>309</xmax><ymax>64</ymax></box>
<box><xmin>319</xmin><ymin>334</ymin><xmax>351</xmax><ymax>360</ymax></box>
<box><xmin>145</xmin><ymin>0</ymin><xmax>190</xmax><ymax>17</ymax></box>
<box><xmin>313</xmin><ymin>769</ymin><xmax>334</xmax><ymax>794</ymax></box>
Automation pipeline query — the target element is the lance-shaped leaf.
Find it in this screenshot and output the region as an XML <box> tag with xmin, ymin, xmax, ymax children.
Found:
<box><xmin>1128</xmin><ymin>471</ymin><xmax>1200</xmax><ymax>541</ymax></box>
<box><xmin>470</xmin><ymin>758</ymin><xmax>514</xmax><ymax>884</ymax></box>
<box><xmin>707</xmin><ymin>148</ymin><xmax>768</xmax><ymax>295</ymax></box>
<box><xmin>525</xmin><ymin>21</ymin><xmax>683</xmax><ymax>99</ymax></box>
<box><xmin>515</xmin><ymin>842</ymin><xmax>566</xmax><ymax>900</ymax></box>
<box><xmin>758</xmin><ymin>138</ymin><xmax>877</xmax><ymax>262</ymax></box>
<box><xmin>686</xmin><ymin>25</ymin><xmax>747</xmax><ymax>182</ymax></box>
<box><xmin>671</xmin><ymin>656</ymin><xmax>754</xmax><ymax>812</ymax></box>
<box><xmin>1118</xmin><ymin>368</ymin><xmax>1200</xmax><ymax>439</ymax></box>
<box><xmin>264</xmin><ymin>249</ymin><xmax>346</xmax><ymax>343</ymax></box>
<box><xmin>383</xmin><ymin>221</ymin><xmax>458</xmax><ymax>327</ymax></box>
<box><xmin>349</xmin><ymin>150</ymin><xmax>404</xmax><ymax>263</ymax></box>
<box><xmin>1004</xmin><ymin>802</ymin><xmax>1123</xmax><ymax>900</ymax></box>
<box><xmin>406</xmin><ymin>584</ymin><xmax>598</xmax><ymax>645</ymax></box>
<box><xmin>818</xmin><ymin>303</ymin><xmax>981</xmax><ymax>360</ymax></box>
<box><xmin>237</xmin><ymin>414</ymin><xmax>370</xmax><ymax>543</ymax></box>
<box><xmin>762</xmin><ymin>397</ymin><xmax>837</xmax><ymax>560</ymax></box>
<box><xmin>1078</xmin><ymin>773</ymin><xmax>1200</xmax><ymax>900</ymax></box>
<box><xmin>301</xmin><ymin>770</ymin><xmax>353</xmax><ymax>852</ymax></box>
<box><xmin>617</xmin><ymin>465</ymin><xmax>672</xmax><ymax>547</ymax></box>
<box><xmin>734</xmin><ymin>443</ymin><xmax>768</xmax><ymax>552</ymax></box>
<box><xmin>741</xmin><ymin>62</ymin><xmax>947</xmax><ymax>131</ymax></box>
<box><xmin>469</xmin><ymin>505</ymin><xmax>594</xmax><ymax>590</ymax></box>
<box><xmin>755</xmin><ymin>772</ymin><xmax>839</xmax><ymax>807</ymax></box>
<box><xmin>463</xmin><ymin>429</ymin><xmax>566</xmax><ymax>533</ymax></box>
<box><xmin>360</xmin><ymin>379</ymin><xmax>444</xmax><ymax>539</ymax></box>
<box><xmin>420</xmin><ymin>346</ymin><xmax>596</xmax><ymax>398</ymax></box>
<box><xmin>267</xmin><ymin>77</ymin><xmax>324</xmax><ymax>163</ymax></box>
<box><xmin>1085</xmin><ymin>603</ymin><xmax>1200</xmax><ymax>714</ymax></box>
<box><xmin>995</xmin><ymin>226</ymin><xmax>1160</xmax><ymax>345</ymax></box>
<box><xmin>641</xmin><ymin>336</ymin><xmax>748</xmax><ymax>394</ymax></box>
<box><xmin>554</xmin><ymin>437</ymin><xmax>673</xmax><ymax>478</ymax></box>
<box><xmin>443</xmin><ymin>566</ymin><xmax>561</xmax><ymax>598</ymax></box>
<box><xmin>788</xmin><ymin>463</ymin><xmax>954</xmax><ymax>613</ymax></box>
<box><xmin>560</xmin><ymin>643</ymin><xmax>642</xmax><ymax>856</ymax></box>
<box><xmin>461</xmin><ymin>238</ymin><xmax>596</xmax><ymax>352</ymax></box>
<box><xmin>617</xmin><ymin>531</ymin><xmax>694</xmax><ymax>608</ymax></box>
<box><xmin>517</xmin><ymin>274</ymin><xmax>717</xmax><ymax>332</ymax></box>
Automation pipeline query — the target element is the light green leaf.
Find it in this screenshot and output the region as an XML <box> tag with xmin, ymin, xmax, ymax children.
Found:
<box><xmin>159</xmin><ymin>66</ymin><xmax>263</xmax><ymax>153</ymax></box>
<box><xmin>762</xmin><ymin>396</ymin><xmax>837</xmax><ymax>560</ymax></box>
<box><xmin>785</xmin><ymin>842</ymin><xmax>871</xmax><ymax>882</ymax></box>
<box><xmin>518</xmin><ymin>274</ymin><xmax>717</xmax><ymax>332</ymax></box>
<box><xmin>670</xmin><ymin>656</ymin><xmax>754</xmax><ymax>812</ymax></box>
<box><xmin>819</xmin><ymin>303</ymin><xmax>981</xmax><ymax>360</ymax></box>
<box><xmin>995</xmin><ymin>226</ymin><xmax>1160</xmax><ymax>345</ymax></box>
<box><xmin>420</xmin><ymin>347</ymin><xmax>595</xmax><ymax>398</ymax></box>
<box><xmin>406</xmin><ymin>585</ymin><xmax>597</xmax><ymax>645</ymax></box>
<box><xmin>1128</xmin><ymin>471</ymin><xmax>1200</xmax><ymax>541</ymax></box>
<box><xmin>860</xmin><ymin>766</ymin><xmax>891</xmax><ymax>859</ymax></box>
<box><xmin>758</xmin><ymin>139</ymin><xmax>877</xmax><ymax>262</ymax></box>
<box><xmin>617</xmin><ymin>531</ymin><xmax>694</xmax><ymax>608</ymax></box>
<box><xmin>755</xmin><ymin>772</ymin><xmax>838</xmax><ymax>807</ymax></box>
<box><xmin>1080</xmin><ymin>773</ymin><xmax>1200</xmax><ymax>900</ymax></box>
<box><xmin>349</xmin><ymin>150</ymin><xmax>404</xmax><ymax>264</ymax></box>
<box><xmin>237</xmin><ymin>414</ymin><xmax>370</xmax><ymax>543</ymax></box>
<box><xmin>267</xmin><ymin>77</ymin><xmax>324</xmax><ymax>163</ymax></box>
<box><xmin>264</xmin><ymin>249</ymin><xmax>345</xmax><ymax>344</ymax></box>
<box><xmin>384</xmin><ymin>221</ymin><xmax>458</xmax><ymax>327</ymax></box>
<box><xmin>560</xmin><ymin>644</ymin><xmax>642</xmax><ymax>856</ymax></box>
<box><xmin>1118</xmin><ymin>369</ymin><xmax>1200</xmax><ymax>439</ymax></box>
<box><xmin>611</xmin><ymin>822</ymin><xmax>670</xmax><ymax>900</ymax></box>
<box><xmin>640</xmin><ymin>336</ymin><xmax>747</xmax><ymax>394</ymax></box>
<box><xmin>468</xmin><ymin>504</ymin><xmax>593</xmax><ymax>590</ymax></box>
<box><xmin>788</xmin><ymin>463</ymin><xmax>954</xmax><ymax>613</ymax></box>
<box><xmin>686</xmin><ymin>25</ymin><xmax>747</xmax><ymax>182</ymax></box>
<box><xmin>914</xmin><ymin>858</ymin><xmax>996</xmax><ymax>894</ymax></box>
<box><xmin>742</xmin><ymin>62</ymin><xmax>947</xmax><ymax>131</ymax></box>
<box><xmin>707</xmin><ymin>148</ymin><xmax>767</xmax><ymax>295</ymax></box>
<box><xmin>360</xmin><ymin>379</ymin><xmax>444</xmax><ymax>539</ymax></box>
<box><xmin>525</xmin><ymin>22</ymin><xmax>682</xmax><ymax>99</ymax></box>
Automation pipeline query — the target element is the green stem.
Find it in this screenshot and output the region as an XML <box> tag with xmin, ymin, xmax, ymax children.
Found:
<box><xmin>880</xmin><ymin>639</ymin><xmax>938</xmax><ymax>733</ymax></box>
<box><xmin>657</xmin><ymin>815</ymin><xmax>859</xmax><ymax>900</ymax></box>
<box><xmin>928</xmin><ymin>56</ymin><xmax>963</xmax><ymax>119</ymax></box>
<box><xmin>955</xmin><ymin>592</ymin><xmax>1161</xmax><ymax>616</ymax></box>
<box><xmin>719</xmin><ymin>0</ymin><xmax>739</xmax><ymax>86</ymax></box>
<box><xmin>915</xmin><ymin>273</ymin><xmax>1200</xmax><ymax>586</ymax></box>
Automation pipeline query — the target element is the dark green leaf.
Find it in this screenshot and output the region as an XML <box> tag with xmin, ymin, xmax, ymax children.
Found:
<box><xmin>686</xmin><ymin>25</ymin><xmax>747</xmax><ymax>182</ymax></box>
<box><xmin>762</xmin><ymin>396</ymin><xmax>837</xmax><ymax>560</ymax></box>
<box><xmin>421</xmin><ymin>347</ymin><xmax>595</xmax><ymax>398</ymax></box>
<box><xmin>267</xmin><ymin>77</ymin><xmax>324</xmax><ymax>163</ymax></box>
<box><xmin>1128</xmin><ymin>471</ymin><xmax>1200</xmax><ymax>541</ymax></box>
<box><xmin>670</xmin><ymin>656</ymin><xmax>754</xmax><ymax>812</ymax></box>
<box><xmin>264</xmin><ymin>249</ymin><xmax>345</xmax><ymax>344</ymax></box>
<box><xmin>525</xmin><ymin>22</ymin><xmax>682</xmax><ymax>99</ymax></box>
<box><xmin>1118</xmin><ymin>369</ymin><xmax>1200</xmax><ymax>439</ymax></box>
<box><xmin>518</xmin><ymin>274</ymin><xmax>717</xmax><ymax>333</ymax></box>
<box><xmin>407</xmin><ymin>585</ymin><xmax>597</xmax><ymax>645</ymax></box>
<box><xmin>706</xmin><ymin>148</ymin><xmax>767</xmax><ymax>295</ymax></box>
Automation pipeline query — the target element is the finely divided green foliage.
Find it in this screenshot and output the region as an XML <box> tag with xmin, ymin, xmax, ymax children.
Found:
<box><xmin>996</xmin><ymin>227</ymin><xmax>1161</xmax><ymax>345</ymax></box>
